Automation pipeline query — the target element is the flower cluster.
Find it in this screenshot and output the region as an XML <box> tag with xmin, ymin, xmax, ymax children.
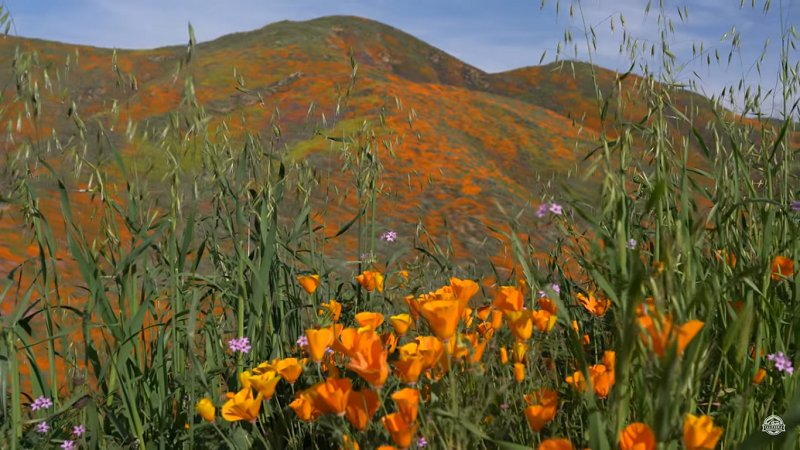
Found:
<box><xmin>30</xmin><ymin>396</ymin><xmax>53</xmax><ymax>411</ymax></box>
<box><xmin>537</xmin><ymin>202</ymin><xmax>563</xmax><ymax>218</ymax></box>
<box><xmin>228</xmin><ymin>337</ymin><xmax>251</xmax><ymax>354</ymax></box>
<box><xmin>768</xmin><ymin>352</ymin><xmax>794</xmax><ymax>375</ymax></box>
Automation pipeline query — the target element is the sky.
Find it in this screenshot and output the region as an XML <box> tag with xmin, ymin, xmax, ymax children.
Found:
<box><xmin>6</xmin><ymin>0</ymin><xmax>800</xmax><ymax>118</ymax></box>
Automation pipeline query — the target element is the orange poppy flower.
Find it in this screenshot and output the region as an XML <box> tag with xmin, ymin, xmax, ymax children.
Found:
<box><xmin>493</xmin><ymin>286</ymin><xmax>524</xmax><ymax>313</ymax></box>
<box><xmin>500</xmin><ymin>347</ymin><xmax>509</xmax><ymax>365</ymax></box>
<box><xmin>421</xmin><ymin>299</ymin><xmax>461</xmax><ymax>341</ymax></box>
<box><xmin>195</xmin><ymin>398</ymin><xmax>215</xmax><ymax>423</ymax></box>
<box><xmin>532</xmin><ymin>310</ymin><xmax>557</xmax><ymax>333</ymax></box>
<box><xmin>505</xmin><ymin>310</ymin><xmax>535</xmax><ymax>341</ymax></box>
<box><xmin>315</xmin><ymin>377</ymin><xmax>352</xmax><ymax>416</ymax></box>
<box><xmin>477</xmin><ymin>305</ymin><xmax>493</xmax><ymax>321</ymax></box>
<box><xmin>588</xmin><ymin>364</ymin><xmax>613</xmax><ymax>398</ymax></box>
<box><xmin>404</xmin><ymin>295</ymin><xmax>422</xmax><ymax>320</ymax></box>
<box><xmin>715</xmin><ymin>250</ymin><xmax>737</xmax><ymax>268</ymax></box>
<box><xmin>345</xmin><ymin>389</ymin><xmax>380</xmax><ymax>430</ymax></box>
<box><xmin>771</xmin><ymin>255</ymin><xmax>795</xmax><ymax>280</ymax></box>
<box><xmin>514</xmin><ymin>363</ymin><xmax>525</xmax><ymax>383</ymax></box>
<box><xmin>345</xmin><ymin>336</ymin><xmax>390</xmax><ymax>389</ymax></box>
<box><xmin>525</xmin><ymin>404</ymin><xmax>554</xmax><ymax>432</ymax></box>
<box><xmin>461</xmin><ymin>307</ymin><xmax>474</xmax><ymax>328</ymax></box>
<box><xmin>306</xmin><ymin>328</ymin><xmax>333</xmax><ymax>362</ymax></box>
<box><xmin>382</xmin><ymin>332</ymin><xmax>398</xmax><ymax>353</ymax></box>
<box><xmin>638</xmin><ymin>315</ymin><xmax>704</xmax><ymax>358</ymax></box>
<box><xmin>393</xmin><ymin>353</ymin><xmax>425</xmax><ymax>385</ymax></box>
<box><xmin>376</xmin><ymin>447</ymin><xmax>400</xmax><ymax>450</ymax></box>
<box><xmin>603</xmin><ymin>351</ymin><xmax>616</xmax><ymax>384</ymax></box>
<box><xmin>321</xmin><ymin>300</ymin><xmax>342</xmax><ymax>322</ymax></box>
<box><xmin>333</xmin><ymin>326</ymin><xmax>377</xmax><ymax>359</ymax></box>
<box><xmin>288</xmin><ymin>390</ymin><xmax>321</xmax><ymax>422</ymax></box>
<box><xmin>298</xmin><ymin>275</ymin><xmax>320</xmax><ymax>294</ymax></box>
<box><xmin>250</xmin><ymin>370</ymin><xmax>281</xmax><ymax>400</ymax></box>
<box><xmin>356</xmin><ymin>311</ymin><xmax>385</xmax><ymax>329</ymax></box>
<box><xmin>635</xmin><ymin>297</ymin><xmax>657</xmax><ymax>318</ymax></box>
<box><xmin>566</xmin><ymin>371</ymin><xmax>588</xmax><ymax>392</ymax></box>
<box><xmin>752</xmin><ymin>368</ymin><xmax>767</xmax><ymax>384</ymax></box>
<box><xmin>683</xmin><ymin>414</ymin><xmax>723</xmax><ymax>450</ymax></box>
<box><xmin>275</xmin><ymin>358</ymin><xmax>303</xmax><ymax>384</ymax></box>
<box><xmin>512</xmin><ymin>341</ymin><xmax>529</xmax><ymax>364</ymax></box>
<box><xmin>221</xmin><ymin>388</ymin><xmax>263</xmax><ymax>423</ymax></box>
<box><xmin>620</xmin><ymin>423</ymin><xmax>656</xmax><ymax>450</ymax></box>
<box><xmin>389</xmin><ymin>314</ymin><xmax>413</xmax><ymax>336</ymax></box>
<box><xmin>538</xmin><ymin>438</ymin><xmax>575</xmax><ymax>450</ymax></box>
<box><xmin>476</xmin><ymin>322</ymin><xmax>494</xmax><ymax>339</ymax></box>
<box><xmin>538</xmin><ymin>297</ymin><xmax>558</xmax><ymax>315</ymax></box>
<box><xmin>382</xmin><ymin>412</ymin><xmax>419</xmax><ymax>449</ymax></box>
<box><xmin>524</xmin><ymin>388</ymin><xmax>558</xmax><ymax>410</ymax></box>
<box><xmin>451</xmin><ymin>277</ymin><xmax>480</xmax><ymax>316</ymax></box>
<box><xmin>391</xmin><ymin>388</ymin><xmax>420</xmax><ymax>423</ymax></box>
<box><xmin>356</xmin><ymin>270</ymin><xmax>385</xmax><ymax>292</ymax></box>
<box><xmin>491</xmin><ymin>309</ymin><xmax>504</xmax><ymax>330</ymax></box>
<box><xmin>577</xmin><ymin>291</ymin><xmax>611</xmax><ymax>317</ymax></box>
<box><xmin>341</xmin><ymin>435</ymin><xmax>360</xmax><ymax>450</ymax></box>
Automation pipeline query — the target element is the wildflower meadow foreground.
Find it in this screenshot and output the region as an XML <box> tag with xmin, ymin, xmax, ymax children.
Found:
<box><xmin>1</xmin><ymin>1</ymin><xmax>800</xmax><ymax>449</ymax></box>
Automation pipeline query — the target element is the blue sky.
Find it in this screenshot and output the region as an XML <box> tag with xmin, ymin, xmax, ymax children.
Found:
<box><xmin>6</xmin><ymin>0</ymin><xmax>800</xmax><ymax>117</ymax></box>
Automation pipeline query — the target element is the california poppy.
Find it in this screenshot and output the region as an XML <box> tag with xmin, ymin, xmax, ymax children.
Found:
<box><xmin>421</xmin><ymin>299</ymin><xmax>460</xmax><ymax>341</ymax></box>
<box><xmin>577</xmin><ymin>291</ymin><xmax>611</xmax><ymax>317</ymax></box>
<box><xmin>538</xmin><ymin>438</ymin><xmax>575</xmax><ymax>450</ymax></box>
<box><xmin>451</xmin><ymin>277</ymin><xmax>480</xmax><ymax>316</ymax></box>
<box><xmin>298</xmin><ymin>275</ymin><xmax>321</xmax><ymax>294</ymax></box>
<box><xmin>752</xmin><ymin>368</ymin><xmax>767</xmax><ymax>384</ymax></box>
<box><xmin>356</xmin><ymin>270</ymin><xmax>385</xmax><ymax>292</ymax></box>
<box><xmin>316</xmin><ymin>377</ymin><xmax>352</xmax><ymax>416</ymax></box>
<box><xmin>771</xmin><ymin>255</ymin><xmax>795</xmax><ymax>281</ymax></box>
<box><xmin>514</xmin><ymin>363</ymin><xmax>525</xmax><ymax>383</ymax></box>
<box><xmin>356</xmin><ymin>311</ymin><xmax>385</xmax><ymax>330</ymax></box>
<box><xmin>391</xmin><ymin>388</ymin><xmax>420</xmax><ymax>423</ymax></box>
<box><xmin>249</xmin><ymin>370</ymin><xmax>281</xmax><ymax>400</ymax></box>
<box><xmin>393</xmin><ymin>354</ymin><xmax>425</xmax><ymax>385</ymax></box>
<box><xmin>321</xmin><ymin>300</ymin><xmax>342</xmax><ymax>321</ymax></box>
<box><xmin>341</xmin><ymin>435</ymin><xmax>360</xmax><ymax>450</ymax></box>
<box><xmin>619</xmin><ymin>423</ymin><xmax>656</xmax><ymax>450</ymax></box>
<box><xmin>493</xmin><ymin>286</ymin><xmax>524</xmax><ymax>313</ymax></box>
<box><xmin>306</xmin><ymin>328</ymin><xmax>333</xmax><ymax>363</ymax></box>
<box><xmin>195</xmin><ymin>398</ymin><xmax>215</xmax><ymax>423</ymax></box>
<box><xmin>538</xmin><ymin>297</ymin><xmax>558</xmax><ymax>315</ymax></box>
<box><xmin>275</xmin><ymin>358</ymin><xmax>303</xmax><ymax>384</ymax></box>
<box><xmin>683</xmin><ymin>414</ymin><xmax>723</xmax><ymax>450</ymax></box>
<box><xmin>221</xmin><ymin>388</ymin><xmax>263</xmax><ymax>423</ymax></box>
<box><xmin>382</xmin><ymin>412</ymin><xmax>419</xmax><ymax>449</ymax></box>
<box><xmin>345</xmin><ymin>389</ymin><xmax>380</xmax><ymax>430</ymax></box>
<box><xmin>389</xmin><ymin>314</ymin><xmax>413</xmax><ymax>336</ymax></box>
<box><xmin>715</xmin><ymin>250</ymin><xmax>736</xmax><ymax>268</ymax></box>
<box><xmin>505</xmin><ymin>310</ymin><xmax>535</xmax><ymax>342</ymax></box>
<box><xmin>638</xmin><ymin>315</ymin><xmax>704</xmax><ymax>358</ymax></box>
<box><xmin>345</xmin><ymin>335</ymin><xmax>390</xmax><ymax>389</ymax></box>
<box><xmin>289</xmin><ymin>390</ymin><xmax>321</xmax><ymax>422</ymax></box>
<box><xmin>404</xmin><ymin>295</ymin><xmax>422</xmax><ymax>320</ymax></box>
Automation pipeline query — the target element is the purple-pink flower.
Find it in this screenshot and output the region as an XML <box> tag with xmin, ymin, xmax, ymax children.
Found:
<box><xmin>31</xmin><ymin>396</ymin><xmax>53</xmax><ymax>411</ymax></box>
<box><xmin>61</xmin><ymin>440</ymin><xmax>75</xmax><ymax>450</ymax></box>
<box><xmin>228</xmin><ymin>337</ymin><xmax>251</xmax><ymax>354</ymax></box>
<box><xmin>537</xmin><ymin>202</ymin><xmax>564</xmax><ymax>217</ymax></box>
<box><xmin>768</xmin><ymin>352</ymin><xmax>794</xmax><ymax>375</ymax></box>
<box><xmin>296</xmin><ymin>334</ymin><xmax>309</xmax><ymax>347</ymax></box>
<box><xmin>381</xmin><ymin>231</ymin><xmax>397</xmax><ymax>242</ymax></box>
<box><xmin>36</xmin><ymin>422</ymin><xmax>49</xmax><ymax>433</ymax></box>
<box><xmin>73</xmin><ymin>425</ymin><xmax>86</xmax><ymax>437</ymax></box>
<box><xmin>791</xmin><ymin>200</ymin><xmax>800</xmax><ymax>211</ymax></box>
<box><xmin>626</xmin><ymin>238</ymin><xmax>637</xmax><ymax>250</ymax></box>
<box><xmin>538</xmin><ymin>284</ymin><xmax>560</xmax><ymax>298</ymax></box>
<box><xmin>417</xmin><ymin>436</ymin><xmax>428</xmax><ymax>447</ymax></box>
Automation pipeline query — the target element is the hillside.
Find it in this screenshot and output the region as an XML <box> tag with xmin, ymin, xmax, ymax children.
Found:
<box><xmin>0</xmin><ymin>15</ymin><xmax>793</xmax><ymax>285</ymax></box>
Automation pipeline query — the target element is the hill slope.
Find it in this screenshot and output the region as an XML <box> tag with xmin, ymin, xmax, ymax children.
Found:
<box><xmin>0</xmin><ymin>15</ymin><xmax>791</xmax><ymax>282</ymax></box>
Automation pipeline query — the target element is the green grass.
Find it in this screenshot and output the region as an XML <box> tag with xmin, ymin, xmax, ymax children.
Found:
<box><xmin>0</xmin><ymin>1</ymin><xmax>798</xmax><ymax>450</ymax></box>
